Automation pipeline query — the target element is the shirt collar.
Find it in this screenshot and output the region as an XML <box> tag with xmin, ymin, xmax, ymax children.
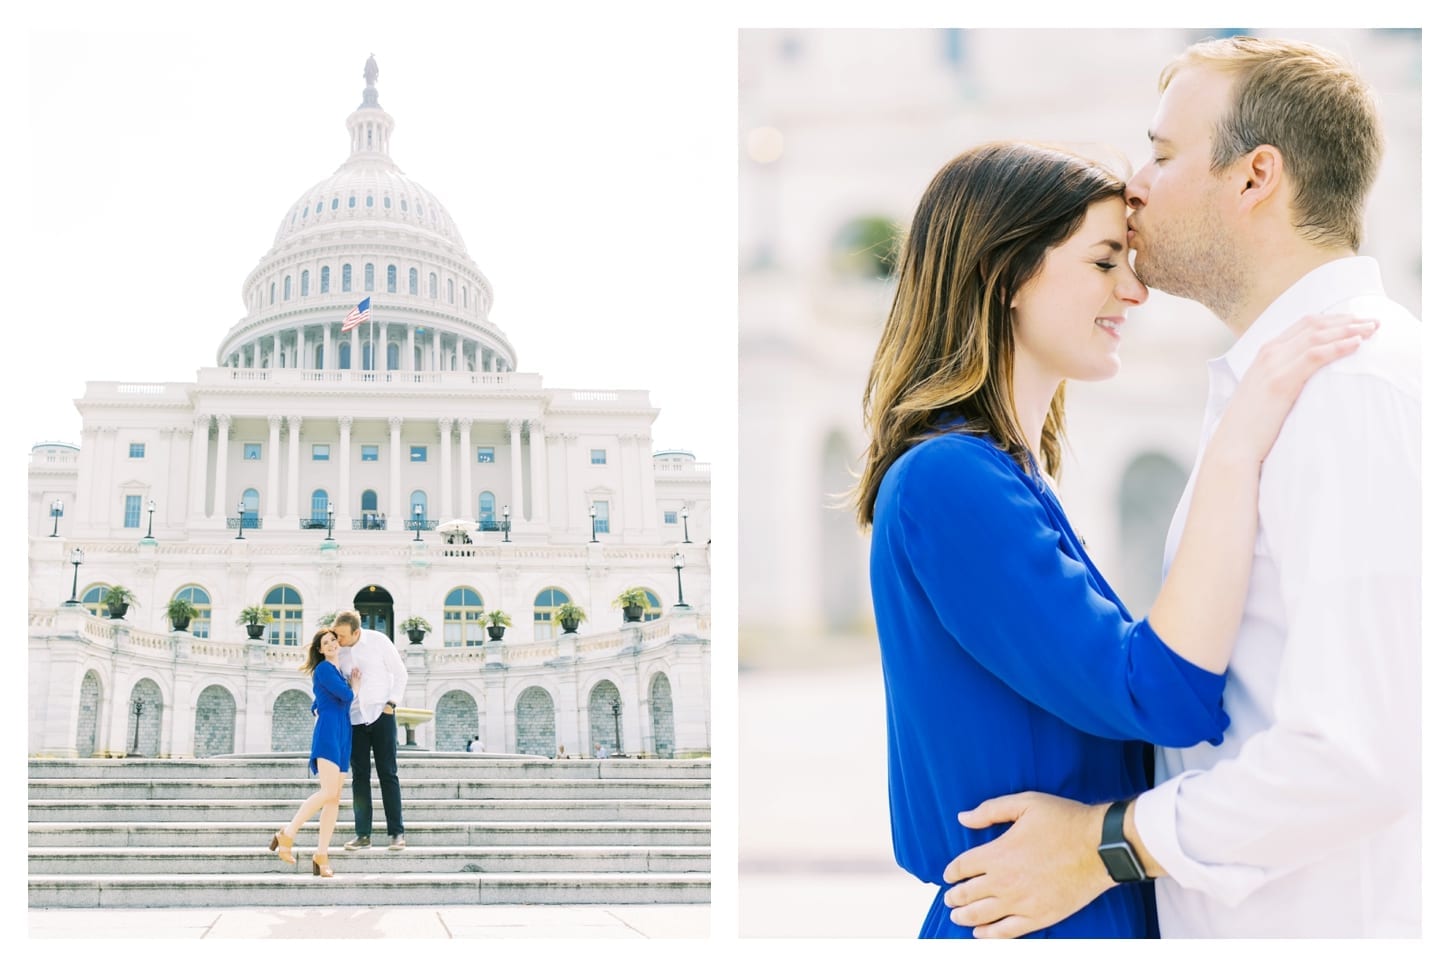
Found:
<box><xmin>1220</xmin><ymin>256</ymin><xmax>1385</xmax><ymax>381</ymax></box>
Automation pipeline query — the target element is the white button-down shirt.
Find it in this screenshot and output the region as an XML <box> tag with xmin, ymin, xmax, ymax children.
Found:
<box><xmin>1135</xmin><ymin>257</ymin><xmax>1421</xmax><ymax>937</ymax></box>
<box><xmin>335</xmin><ymin>627</ymin><xmax>409</xmax><ymax>726</ymax></box>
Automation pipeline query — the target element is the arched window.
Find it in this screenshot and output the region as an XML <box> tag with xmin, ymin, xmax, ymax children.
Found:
<box><xmin>320</xmin><ymin>265</ymin><xmax>330</xmax><ymax>294</ymax></box>
<box><xmin>429</xmin><ymin>272</ymin><xmax>438</xmax><ymax>298</ymax></box>
<box><xmin>348</xmin><ymin>195</ymin><xmax>356</xmax><ymax>209</ymax></box>
<box><xmin>444</xmin><ymin>587</ymin><xmax>484</xmax><ymax>647</ymax></box>
<box><xmin>642</xmin><ymin>589</ymin><xmax>663</xmax><ymax>622</ymax></box>
<box><xmin>410</xmin><ymin>490</ymin><xmax>428</xmax><ymax>527</ymax></box>
<box><xmin>447</xmin><ymin>278</ymin><xmax>454</xmax><ymax>303</ymax></box>
<box><xmin>533</xmin><ymin>587</ymin><xmax>572</xmax><ymax>640</ymax></box>
<box><xmin>362</xmin><ymin>342</ymin><xmax>374</xmax><ymax>370</ymax></box>
<box><xmin>463</xmin><ymin>285</ymin><xmax>468</xmax><ymax>308</ymax></box>
<box><xmin>315</xmin><ymin>343</ymin><xmax>324</xmax><ymax>369</ymax></box>
<box><xmin>387</xmin><ymin>264</ymin><xmax>397</xmax><ymax>293</ymax></box>
<box><xmin>365</xmin><ymin>263</ymin><xmax>375</xmax><ymax>292</ymax></box>
<box><xmin>384</xmin><ymin>195</ymin><xmax>392</xmax><ymax>209</ymax></box>
<box><xmin>80</xmin><ymin>583</ymin><xmax>112</xmax><ymax>618</ymax></box>
<box><xmin>366</xmin><ymin>194</ymin><xmax>373</xmax><ymax>207</ymax></box>
<box><xmin>283</xmin><ymin>275</ymin><xmax>292</xmax><ymax>300</ymax></box>
<box><xmin>331</xmin><ymin>197</ymin><xmax>339</xmax><ymax>210</ymax></box>
<box><xmin>315</xmin><ymin>201</ymin><xmax>322</xmax><ymax>214</ymax></box>
<box><xmin>387</xmin><ymin>342</ymin><xmax>399</xmax><ymax>370</ymax></box>
<box><xmin>361</xmin><ymin>489</ymin><xmax>378</xmax><ymax>529</ymax></box>
<box><xmin>409</xmin><ymin>267</ymin><xmax>418</xmax><ymax>295</ymax></box>
<box><xmin>264</xmin><ymin>585</ymin><xmax>303</xmax><ymax>646</ymax></box>
<box><xmin>241</xmin><ymin>488</ymin><xmax>260</xmax><ymax>528</ymax></box>
<box><xmin>269</xmin><ymin>282</ymin><xmax>276</xmax><ymax>305</ymax></box>
<box><xmin>174</xmin><ymin>585</ymin><xmax>212</xmax><ymax>638</ymax></box>
<box><xmin>342</xmin><ymin>263</ymin><xmax>352</xmax><ymax>293</ymax></box>
<box><xmin>478</xmin><ymin>491</ymin><xmax>496</xmax><ymax>525</ymax></box>
<box><xmin>339</xmin><ymin>343</ymin><xmax>351</xmax><ymax>370</ymax></box>
<box><xmin>300</xmin><ymin>269</ymin><xmax>310</xmax><ymax>297</ymax></box>
<box><xmin>310</xmin><ymin>488</ymin><xmax>329</xmax><ymax>525</ymax></box>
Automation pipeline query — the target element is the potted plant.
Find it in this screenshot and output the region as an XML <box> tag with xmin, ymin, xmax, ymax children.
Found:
<box><xmin>102</xmin><ymin>585</ymin><xmax>136</xmax><ymax>620</ymax></box>
<box><xmin>482</xmin><ymin>609</ymin><xmax>512</xmax><ymax>642</ymax></box>
<box><xmin>400</xmin><ymin>615</ymin><xmax>432</xmax><ymax>644</ymax></box>
<box><xmin>166</xmin><ymin>597</ymin><xmax>199</xmax><ymax>632</ymax></box>
<box><xmin>316</xmin><ymin>611</ymin><xmax>338</xmax><ymax>629</ymax></box>
<box><xmin>552</xmin><ymin>602</ymin><xmax>586</xmax><ymax>635</ymax></box>
<box><xmin>236</xmin><ymin>605</ymin><xmax>273</xmax><ymax>640</ymax></box>
<box><xmin>611</xmin><ymin>587</ymin><xmax>651</xmax><ymax>622</ymax></box>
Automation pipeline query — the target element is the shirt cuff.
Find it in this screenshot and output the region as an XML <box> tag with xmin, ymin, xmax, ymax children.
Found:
<box><xmin>1136</xmin><ymin>771</ymin><xmax>1271</xmax><ymax>907</ymax></box>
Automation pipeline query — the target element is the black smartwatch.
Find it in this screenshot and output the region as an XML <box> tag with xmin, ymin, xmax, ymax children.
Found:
<box><xmin>1097</xmin><ymin>800</ymin><xmax>1150</xmax><ymax>883</ymax></box>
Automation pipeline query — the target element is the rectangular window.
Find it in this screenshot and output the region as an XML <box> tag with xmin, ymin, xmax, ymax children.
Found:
<box><xmin>590</xmin><ymin>449</ymin><xmax>607</xmax><ymax>465</ymax></box>
<box><xmin>361</xmin><ymin>444</ymin><xmax>379</xmax><ymax>462</ymax></box>
<box><xmin>123</xmin><ymin>495</ymin><xmax>141</xmax><ymax>528</ymax></box>
<box><xmin>477</xmin><ymin>447</ymin><xmax>495</xmax><ymax>463</ymax></box>
<box><xmin>663</xmin><ymin>511</ymin><xmax>678</xmax><ymax>525</ymax></box>
<box><xmin>243</xmin><ymin>443</ymin><xmax>262</xmax><ymax>461</ymax></box>
<box><xmin>128</xmin><ymin>443</ymin><xmax>145</xmax><ymax>458</ymax></box>
<box><xmin>313</xmin><ymin>444</ymin><xmax>330</xmax><ymax>461</ymax></box>
<box><xmin>592</xmin><ymin>500</ymin><xmax>611</xmax><ymax>535</ymax></box>
<box><xmin>410</xmin><ymin>446</ymin><xmax>427</xmax><ymax>462</ymax></box>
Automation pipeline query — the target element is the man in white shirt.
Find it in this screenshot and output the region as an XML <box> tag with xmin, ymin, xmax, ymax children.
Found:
<box><xmin>939</xmin><ymin>36</ymin><xmax>1420</xmax><ymax>938</ymax></box>
<box><xmin>334</xmin><ymin>609</ymin><xmax>410</xmax><ymax>851</ymax></box>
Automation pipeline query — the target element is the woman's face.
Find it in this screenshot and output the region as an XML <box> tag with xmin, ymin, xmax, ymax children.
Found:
<box><xmin>1010</xmin><ymin>197</ymin><xmax>1149</xmax><ymax>385</ymax></box>
<box><xmin>320</xmin><ymin>632</ymin><xmax>339</xmax><ymax>661</ymax></box>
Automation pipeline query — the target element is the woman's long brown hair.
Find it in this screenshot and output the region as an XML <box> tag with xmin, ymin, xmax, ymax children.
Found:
<box><xmin>853</xmin><ymin>142</ymin><xmax>1126</xmax><ymax>528</ymax></box>
<box><xmin>300</xmin><ymin>628</ymin><xmax>334</xmax><ymax>673</ymax></box>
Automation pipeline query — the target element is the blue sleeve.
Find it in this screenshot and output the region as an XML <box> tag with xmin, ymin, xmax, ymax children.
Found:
<box><xmin>893</xmin><ymin>437</ymin><xmax>1227</xmax><ymax>747</ymax></box>
<box><xmin>313</xmin><ymin>662</ymin><xmax>353</xmax><ymax>704</ymax></box>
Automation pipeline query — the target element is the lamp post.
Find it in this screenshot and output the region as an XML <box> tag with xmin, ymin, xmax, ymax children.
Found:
<box><xmin>325</xmin><ymin>501</ymin><xmax>335</xmax><ymax>541</ymax></box>
<box><xmin>673</xmin><ymin>551</ymin><xmax>687</xmax><ymax>607</ymax></box>
<box><xmin>65</xmin><ymin>547</ymin><xmax>84</xmax><ymax>605</ymax></box>
<box><xmin>413</xmin><ymin>503</ymin><xmax>424</xmax><ymax>542</ymax></box>
<box><xmin>681</xmin><ymin>506</ymin><xmax>691</xmax><ymax>544</ymax></box>
<box><xmin>130</xmin><ymin>698</ymin><xmax>144</xmax><ymax>756</ymax></box>
<box><xmin>50</xmin><ymin>499</ymin><xmax>63</xmax><ymax>537</ymax></box>
<box><xmin>610</xmin><ymin>698</ymin><xmax>622</xmax><ymax>757</ymax></box>
<box><xmin>501</xmin><ymin>504</ymin><xmax>511</xmax><ymax>543</ymax></box>
<box><xmin>144</xmin><ymin>499</ymin><xmax>156</xmax><ymax>540</ymax></box>
<box><xmin>234</xmin><ymin>500</ymin><xmax>246</xmax><ymax>540</ymax></box>
<box><xmin>589</xmin><ymin>504</ymin><xmax>599</xmax><ymax>543</ymax></box>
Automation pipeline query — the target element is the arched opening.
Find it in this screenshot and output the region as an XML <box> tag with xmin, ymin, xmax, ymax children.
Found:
<box><xmin>444</xmin><ymin>587</ymin><xmax>484</xmax><ymax>647</ymax></box>
<box><xmin>649</xmin><ymin>672</ymin><xmax>675</xmax><ymax>758</ymax></box>
<box><xmin>352</xmin><ymin>584</ymin><xmax>396</xmax><ymax>642</ymax></box>
<box><xmin>271</xmin><ymin>689</ymin><xmax>313</xmax><ymax>751</ymax></box>
<box><xmin>533</xmin><ymin>587</ymin><xmax>572</xmax><ymax>640</ymax></box>
<box><xmin>1116</xmin><ymin>452</ymin><xmax>1190</xmax><ymax>616</ymax></box>
<box><xmin>126</xmin><ymin>678</ymin><xmax>164</xmax><ymax>757</ymax></box>
<box><xmin>241</xmin><ymin>488</ymin><xmax>260</xmax><ymax>529</ymax></box>
<box><xmin>76</xmin><ymin>670</ymin><xmax>102</xmax><ymax>757</ymax></box>
<box><xmin>435</xmin><ymin>689</ymin><xmax>479</xmax><ymax>753</ymax></box>
<box><xmin>588</xmin><ymin>679</ymin><xmax>623</xmax><ymax>757</ymax></box>
<box><xmin>515</xmin><ymin>686</ymin><xmax>556</xmax><ymax>757</ymax></box>
<box><xmin>194</xmin><ymin>684</ymin><xmax>237</xmax><ymax>757</ymax></box>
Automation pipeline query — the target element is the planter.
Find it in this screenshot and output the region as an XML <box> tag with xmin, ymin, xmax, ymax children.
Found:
<box><xmin>406</xmin><ymin>629</ymin><xmax>426</xmax><ymax>644</ymax></box>
<box><xmin>245</xmin><ymin>624</ymin><xmax>266</xmax><ymax>640</ymax></box>
<box><xmin>108</xmin><ymin>603</ymin><xmax>129</xmax><ymax>620</ymax></box>
<box><xmin>560</xmin><ymin>618</ymin><xmax>580</xmax><ymax>635</ymax></box>
<box><xmin>622</xmin><ymin>604</ymin><xmax>644</xmax><ymax>622</ymax></box>
<box><xmin>171</xmin><ymin>617</ymin><xmax>192</xmax><ymax>632</ymax></box>
<box><xmin>487</xmin><ymin>625</ymin><xmax>506</xmax><ymax>642</ymax></box>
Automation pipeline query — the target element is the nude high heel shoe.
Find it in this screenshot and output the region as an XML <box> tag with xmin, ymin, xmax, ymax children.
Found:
<box><xmin>269</xmin><ymin>828</ymin><xmax>297</xmax><ymax>865</ymax></box>
<box><xmin>312</xmin><ymin>853</ymin><xmax>334</xmax><ymax>878</ymax></box>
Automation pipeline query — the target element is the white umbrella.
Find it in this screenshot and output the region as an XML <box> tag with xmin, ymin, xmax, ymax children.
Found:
<box><xmin>437</xmin><ymin>519</ymin><xmax>475</xmax><ymax>536</ymax></box>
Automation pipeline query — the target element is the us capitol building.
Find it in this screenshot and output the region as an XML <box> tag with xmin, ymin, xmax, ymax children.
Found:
<box><xmin>27</xmin><ymin>57</ymin><xmax>711</xmax><ymax>761</ymax></box>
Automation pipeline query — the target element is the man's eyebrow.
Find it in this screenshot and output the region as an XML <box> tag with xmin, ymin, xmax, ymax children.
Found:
<box><xmin>1148</xmin><ymin>130</ymin><xmax>1175</xmax><ymax>146</ymax></box>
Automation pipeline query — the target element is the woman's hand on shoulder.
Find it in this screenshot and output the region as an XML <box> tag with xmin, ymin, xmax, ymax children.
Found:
<box><xmin>1219</xmin><ymin>313</ymin><xmax>1377</xmax><ymax>464</ymax></box>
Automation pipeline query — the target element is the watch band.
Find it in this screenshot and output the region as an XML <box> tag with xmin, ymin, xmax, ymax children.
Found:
<box><xmin>1102</xmin><ymin>799</ymin><xmax>1130</xmax><ymax>844</ymax></box>
<box><xmin>1097</xmin><ymin>799</ymin><xmax>1150</xmax><ymax>884</ymax></box>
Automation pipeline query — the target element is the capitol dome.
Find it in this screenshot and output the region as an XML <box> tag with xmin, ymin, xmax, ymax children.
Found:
<box><xmin>218</xmin><ymin>55</ymin><xmax>515</xmax><ymax>376</ymax></box>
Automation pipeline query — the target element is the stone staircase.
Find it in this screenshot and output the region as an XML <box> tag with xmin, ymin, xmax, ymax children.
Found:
<box><xmin>28</xmin><ymin>753</ymin><xmax>711</xmax><ymax>908</ymax></box>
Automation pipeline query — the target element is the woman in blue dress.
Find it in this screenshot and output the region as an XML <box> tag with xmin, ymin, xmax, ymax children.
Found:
<box><xmin>269</xmin><ymin>628</ymin><xmax>360</xmax><ymax>877</ymax></box>
<box><xmin>853</xmin><ymin>142</ymin><xmax>1375</xmax><ymax>938</ymax></box>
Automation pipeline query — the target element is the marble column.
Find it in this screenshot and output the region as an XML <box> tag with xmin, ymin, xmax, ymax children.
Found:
<box><xmin>438</xmin><ymin>418</ymin><xmax>453</xmax><ymax>522</ymax></box>
<box><xmin>266</xmin><ymin>416</ymin><xmax>282</xmax><ymax>520</ymax></box>
<box><xmin>527</xmin><ymin>419</ymin><xmax>547</xmax><ymax>523</ymax></box>
<box><xmin>189</xmin><ymin>415</ymin><xmax>210</xmax><ymax>517</ymax></box>
<box><xmin>337</xmin><ymin>416</ymin><xmax>352</xmax><ymax>529</ymax></box>
<box><xmin>349</xmin><ymin>326</ymin><xmax>359</xmax><ymax>372</ymax></box>
<box><xmin>322</xmin><ymin>323</ymin><xmax>332</xmax><ymax>371</ymax></box>
<box><xmin>474</xmin><ymin>343</ymin><xmax>482</xmax><ymax>372</ymax></box>
<box><xmin>457</xmin><ymin>418</ymin><xmax>473</xmax><ymax>521</ymax></box>
<box><xmin>406</xmin><ymin>327</ymin><xmax>415</xmax><ymax>372</ymax></box>
<box><xmin>285</xmin><ymin>416</ymin><xmax>302</xmax><ymax>520</ymax></box>
<box><xmin>508</xmin><ymin>420</ymin><xmax>524</xmax><ymax>522</ymax></box>
<box><xmin>211</xmin><ymin>415</ymin><xmax>231</xmax><ymax>518</ymax></box>
<box><xmin>295</xmin><ymin>326</ymin><xmax>305</xmax><ymax>368</ymax></box>
<box><xmin>389</xmin><ymin>416</ymin><xmax>404</xmax><ymax>520</ymax></box>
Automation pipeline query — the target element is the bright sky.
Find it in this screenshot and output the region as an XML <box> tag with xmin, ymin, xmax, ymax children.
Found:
<box><xmin>18</xmin><ymin>9</ymin><xmax>736</xmax><ymax>465</ymax></box>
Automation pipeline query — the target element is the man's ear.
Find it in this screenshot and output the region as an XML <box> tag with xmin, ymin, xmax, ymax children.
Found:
<box><xmin>1237</xmin><ymin>145</ymin><xmax>1284</xmax><ymax>213</ymax></box>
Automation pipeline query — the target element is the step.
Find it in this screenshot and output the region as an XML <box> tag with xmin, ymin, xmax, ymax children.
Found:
<box><xmin>28</xmin><ymin>872</ymin><xmax>712</xmax><ymax>908</ymax></box>
<box><xmin>29</xmin><ymin>845</ymin><xmax>712</xmax><ymax>875</ymax></box>
<box><xmin>27</xmin><ymin>778</ymin><xmax>711</xmax><ymax>801</ymax></box>
<box><xmin>27</xmin><ymin>756</ymin><xmax>711</xmax><ymax>782</ymax></box>
<box><xmin>28</xmin><ymin>821</ymin><xmax>712</xmax><ymax>848</ymax></box>
<box><xmin>29</xmin><ymin>799</ymin><xmax>711</xmax><ymax>824</ymax></box>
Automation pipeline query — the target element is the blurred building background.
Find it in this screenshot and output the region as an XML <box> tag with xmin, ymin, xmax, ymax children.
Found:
<box><xmin>737</xmin><ymin>27</ymin><xmax>1421</xmax><ymax>937</ymax></box>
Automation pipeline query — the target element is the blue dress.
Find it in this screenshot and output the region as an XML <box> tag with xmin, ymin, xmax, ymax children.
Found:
<box><xmin>869</xmin><ymin>431</ymin><xmax>1231</xmax><ymax>939</ymax></box>
<box><xmin>309</xmin><ymin>661</ymin><xmax>353</xmax><ymax>776</ymax></box>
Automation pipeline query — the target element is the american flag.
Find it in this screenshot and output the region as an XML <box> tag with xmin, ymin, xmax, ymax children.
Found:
<box><xmin>342</xmin><ymin>297</ymin><xmax>371</xmax><ymax>332</ymax></box>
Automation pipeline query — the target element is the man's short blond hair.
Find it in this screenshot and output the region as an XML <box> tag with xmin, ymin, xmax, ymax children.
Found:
<box><xmin>334</xmin><ymin>610</ymin><xmax>361</xmax><ymax>632</ymax></box>
<box><xmin>1163</xmin><ymin>35</ymin><xmax>1384</xmax><ymax>250</ymax></box>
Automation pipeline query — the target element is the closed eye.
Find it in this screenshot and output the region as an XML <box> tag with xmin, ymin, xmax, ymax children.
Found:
<box><xmin>1095</xmin><ymin>261</ymin><xmax>1118</xmax><ymax>271</ymax></box>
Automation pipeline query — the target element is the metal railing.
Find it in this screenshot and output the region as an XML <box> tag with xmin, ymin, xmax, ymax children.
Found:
<box><xmin>224</xmin><ymin>517</ymin><xmax>263</xmax><ymax>530</ymax></box>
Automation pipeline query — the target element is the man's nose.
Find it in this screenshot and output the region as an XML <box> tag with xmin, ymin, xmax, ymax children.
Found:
<box><xmin>1126</xmin><ymin>165</ymin><xmax>1149</xmax><ymax>210</ymax></box>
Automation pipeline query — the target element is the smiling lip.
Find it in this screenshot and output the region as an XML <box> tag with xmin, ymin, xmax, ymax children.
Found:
<box><xmin>1095</xmin><ymin>316</ymin><xmax>1125</xmax><ymax>338</ymax></box>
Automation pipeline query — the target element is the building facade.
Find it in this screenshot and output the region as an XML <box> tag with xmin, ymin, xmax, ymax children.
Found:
<box><xmin>28</xmin><ymin>57</ymin><xmax>711</xmax><ymax>760</ymax></box>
